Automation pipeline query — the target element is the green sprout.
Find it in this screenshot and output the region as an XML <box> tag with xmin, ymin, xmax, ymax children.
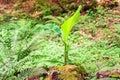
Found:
<box><xmin>61</xmin><ymin>5</ymin><xmax>82</xmax><ymax>65</ymax></box>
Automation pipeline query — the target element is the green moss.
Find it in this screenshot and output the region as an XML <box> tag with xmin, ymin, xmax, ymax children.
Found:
<box><xmin>45</xmin><ymin>65</ymin><xmax>86</xmax><ymax>80</ymax></box>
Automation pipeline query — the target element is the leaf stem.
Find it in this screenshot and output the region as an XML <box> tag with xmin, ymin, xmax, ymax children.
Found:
<box><xmin>63</xmin><ymin>41</ymin><xmax>68</xmax><ymax>65</ymax></box>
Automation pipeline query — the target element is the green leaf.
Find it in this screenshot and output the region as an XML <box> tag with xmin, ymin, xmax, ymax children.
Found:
<box><xmin>61</xmin><ymin>5</ymin><xmax>82</xmax><ymax>42</ymax></box>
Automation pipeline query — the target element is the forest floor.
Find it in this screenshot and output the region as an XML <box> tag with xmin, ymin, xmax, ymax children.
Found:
<box><xmin>0</xmin><ymin>2</ymin><xmax>120</xmax><ymax>80</ymax></box>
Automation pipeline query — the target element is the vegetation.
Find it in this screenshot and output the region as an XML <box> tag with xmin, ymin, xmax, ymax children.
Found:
<box><xmin>61</xmin><ymin>5</ymin><xmax>82</xmax><ymax>65</ymax></box>
<box><xmin>0</xmin><ymin>0</ymin><xmax>120</xmax><ymax>80</ymax></box>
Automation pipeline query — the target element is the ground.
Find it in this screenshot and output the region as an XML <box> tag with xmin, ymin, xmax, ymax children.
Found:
<box><xmin>0</xmin><ymin>1</ymin><xmax>120</xmax><ymax>80</ymax></box>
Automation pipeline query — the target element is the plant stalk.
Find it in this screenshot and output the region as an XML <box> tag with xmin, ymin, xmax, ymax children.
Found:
<box><xmin>64</xmin><ymin>42</ymin><xmax>68</xmax><ymax>65</ymax></box>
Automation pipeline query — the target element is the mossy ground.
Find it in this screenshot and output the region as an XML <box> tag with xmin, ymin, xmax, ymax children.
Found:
<box><xmin>45</xmin><ymin>65</ymin><xmax>86</xmax><ymax>80</ymax></box>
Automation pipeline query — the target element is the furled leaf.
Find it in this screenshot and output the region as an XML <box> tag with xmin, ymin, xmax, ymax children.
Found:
<box><xmin>61</xmin><ymin>5</ymin><xmax>82</xmax><ymax>42</ymax></box>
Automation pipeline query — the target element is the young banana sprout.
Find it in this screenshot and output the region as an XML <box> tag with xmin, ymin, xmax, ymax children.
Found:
<box><xmin>61</xmin><ymin>5</ymin><xmax>82</xmax><ymax>65</ymax></box>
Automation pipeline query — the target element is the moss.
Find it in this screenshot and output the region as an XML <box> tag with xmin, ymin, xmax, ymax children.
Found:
<box><xmin>45</xmin><ymin>65</ymin><xmax>86</xmax><ymax>80</ymax></box>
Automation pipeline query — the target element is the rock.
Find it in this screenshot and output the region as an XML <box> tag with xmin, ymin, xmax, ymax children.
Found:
<box><xmin>29</xmin><ymin>67</ymin><xmax>48</xmax><ymax>78</ymax></box>
<box><xmin>96</xmin><ymin>68</ymin><xmax>120</xmax><ymax>79</ymax></box>
<box><xmin>45</xmin><ymin>65</ymin><xmax>86</xmax><ymax>80</ymax></box>
<box><xmin>25</xmin><ymin>67</ymin><xmax>48</xmax><ymax>80</ymax></box>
